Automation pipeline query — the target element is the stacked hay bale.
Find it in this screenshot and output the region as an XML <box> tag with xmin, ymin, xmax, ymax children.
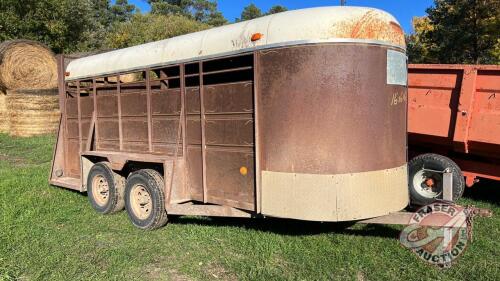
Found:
<box><xmin>0</xmin><ymin>91</ymin><xmax>7</xmax><ymax>133</ymax></box>
<box><xmin>7</xmin><ymin>89</ymin><xmax>60</xmax><ymax>137</ymax></box>
<box><xmin>0</xmin><ymin>40</ymin><xmax>59</xmax><ymax>137</ymax></box>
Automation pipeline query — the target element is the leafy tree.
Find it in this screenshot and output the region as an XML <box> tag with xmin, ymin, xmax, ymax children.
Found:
<box><xmin>406</xmin><ymin>17</ymin><xmax>436</xmax><ymax>63</ymax></box>
<box><xmin>106</xmin><ymin>13</ymin><xmax>210</xmax><ymax>49</ymax></box>
<box><xmin>0</xmin><ymin>0</ymin><xmax>94</xmax><ymax>53</ymax></box>
<box><xmin>237</xmin><ymin>4</ymin><xmax>288</xmax><ymax>21</ymax></box>
<box><xmin>238</xmin><ymin>3</ymin><xmax>262</xmax><ymax>21</ymax></box>
<box><xmin>149</xmin><ymin>0</ymin><xmax>189</xmax><ymax>16</ymax></box>
<box><xmin>266</xmin><ymin>5</ymin><xmax>288</xmax><ymax>15</ymax></box>
<box><xmin>111</xmin><ymin>0</ymin><xmax>137</xmax><ymax>22</ymax></box>
<box><xmin>80</xmin><ymin>0</ymin><xmax>114</xmax><ymax>51</ymax></box>
<box><xmin>149</xmin><ymin>0</ymin><xmax>227</xmax><ymax>26</ymax></box>
<box><xmin>408</xmin><ymin>0</ymin><xmax>500</xmax><ymax>64</ymax></box>
<box><xmin>0</xmin><ymin>0</ymin><xmax>138</xmax><ymax>53</ymax></box>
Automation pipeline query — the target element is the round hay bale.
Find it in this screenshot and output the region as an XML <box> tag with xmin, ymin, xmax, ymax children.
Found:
<box><xmin>0</xmin><ymin>40</ymin><xmax>58</xmax><ymax>91</ymax></box>
<box><xmin>7</xmin><ymin>89</ymin><xmax>60</xmax><ymax>137</ymax></box>
<box><xmin>107</xmin><ymin>73</ymin><xmax>142</xmax><ymax>83</ymax></box>
<box><xmin>0</xmin><ymin>91</ymin><xmax>8</xmax><ymax>133</ymax></box>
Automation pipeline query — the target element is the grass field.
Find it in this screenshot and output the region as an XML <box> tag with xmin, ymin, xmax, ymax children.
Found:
<box><xmin>0</xmin><ymin>133</ymin><xmax>499</xmax><ymax>281</ymax></box>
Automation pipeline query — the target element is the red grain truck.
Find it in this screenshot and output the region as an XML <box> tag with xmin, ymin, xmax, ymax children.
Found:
<box><xmin>407</xmin><ymin>64</ymin><xmax>500</xmax><ymax>205</ymax></box>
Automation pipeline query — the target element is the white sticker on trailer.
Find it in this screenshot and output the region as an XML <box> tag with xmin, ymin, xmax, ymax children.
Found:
<box><xmin>387</xmin><ymin>50</ymin><xmax>407</xmax><ymax>86</ymax></box>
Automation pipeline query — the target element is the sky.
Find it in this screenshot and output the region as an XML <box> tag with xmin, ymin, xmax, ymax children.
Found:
<box><xmin>128</xmin><ymin>0</ymin><xmax>435</xmax><ymax>33</ymax></box>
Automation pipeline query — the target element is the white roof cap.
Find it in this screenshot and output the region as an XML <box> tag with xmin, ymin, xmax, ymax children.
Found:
<box><xmin>66</xmin><ymin>6</ymin><xmax>404</xmax><ymax>80</ymax></box>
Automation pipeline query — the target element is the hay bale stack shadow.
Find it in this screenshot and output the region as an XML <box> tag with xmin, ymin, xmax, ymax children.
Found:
<box><xmin>0</xmin><ymin>40</ymin><xmax>58</xmax><ymax>91</ymax></box>
<box><xmin>0</xmin><ymin>91</ymin><xmax>8</xmax><ymax>133</ymax></box>
<box><xmin>7</xmin><ymin>89</ymin><xmax>60</xmax><ymax>137</ymax></box>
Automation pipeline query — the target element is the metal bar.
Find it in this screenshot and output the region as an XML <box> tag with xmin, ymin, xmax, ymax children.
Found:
<box><xmin>49</xmin><ymin>115</ymin><xmax>63</xmax><ymax>181</ymax></box>
<box><xmin>77</xmin><ymin>82</ymin><xmax>82</xmax><ymax>153</ymax></box>
<box><xmin>164</xmin><ymin>160</ymin><xmax>174</xmax><ymax>204</ymax></box>
<box><xmin>180</xmin><ymin>64</ymin><xmax>186</xmax><ymax>158</ymax></box>
<box><xmin>146</xmin><ymin>69</ymin><xmax>153</xmax><ymax>152</ymax></box>
<box><xmin>85</xmin><ymin>112</ymin><xmax>96</xmax><ymax>152</ymax></box>
<box><xmin>50</xmin><ymin>55</ymin><xmax>66</xmax><ymax>182</ymax></box>
<box><xmin>63</xmin><ymin>84</ymin><xmax>70</xmax><ymax>171</ymax></box>
<box><xmin>202</xmin><ymin>66</ymin><xmax>253</xmax><ymax>76</ymax></box>
<box><xmin>409</xmin><ymin>64</ymin><xmax>500</xmax><ymax>70</ymax></box>
<box><xmin>443</xmin><ymin>168</ymin><xmax>453</xmax><ymax>201</ymax></box>
<box><xmin>159</xmin><ymin>68</ymin><xmax>168</xmax><ymax>90</ymax></box>
<box><xmin>56</xmin><ymin>55</ymin><xmax>66</xmax><ymax>114</ymax></box>
<box><xmin>452</xmin><ymin>66</ymin><xmax>478</xmax><ymax>153</ymax></box>
<box><xmin>442</xmin><ymin>168</ymin><xmax>454</xmax><ymax>258</ymax></box>
<box><xmin>357</xmin><ymin>212</ymin><xmax>413</xmax><ymax>225</ymax></box>
<box><xmin>166</xmin><ymin>204</ymin><xmax>252</xmax><ymax>218</ymax></box>
<box><xmin>253</xmin><ymin>51</ymin><xmax>261</xmax><ymax>213</ymax></box>
<box><xmin>180</xmin><ymin>64</ymin><xmax>189</xmax><ymax>201</ymax></box>
<box><xmin>92</xmin><ymin>78</ymin><xmax>98</xmax><ymax>149</ymax></box>
<box><xmin>117</xmin><ymin>75</ymin><xmax>123</xmax><ymax>151</ymax></box>
<box><xmin>61</xmin><ymin>57</ymin><xmax>70</xmax><ymax>176</ymax></box>
<box><xmin>199</xmin><ymin>61</ymin><xmax>208</xmax><ymax>203</ymax></box>
<box><xmin>152</xmin><ymin>76</ymin><xmax>180</xmax><ymax>83</ymax></box>
<box><xmin>358</xmin><ymin>211</ymin><xmax>473</xmax><ymax>227</ymax></box>
<box><xmin>204</xmin><ymin>111</ymin><xmax>254</xmax><ymax>116</ymax></box>
<box><xmin>167</xmin><ymin>66</ymin><xmax>186</xmax><ymax>204</ymax></box>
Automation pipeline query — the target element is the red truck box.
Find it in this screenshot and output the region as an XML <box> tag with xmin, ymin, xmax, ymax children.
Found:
<box><xmin>407</xmin><ymin>64</ymin><xmax>499</xmax><ymax>204</ymax></box>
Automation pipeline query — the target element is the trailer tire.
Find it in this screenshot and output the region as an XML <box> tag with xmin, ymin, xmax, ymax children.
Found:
<box><xmin>87</xmin><ymin>162</ymin><xmax>126</xmax><ymax>214</ymax></box>
<box><xmin>125</xmin><ymin>169</ymin><xmax>168</xmax><ymax>230</ymax></box>
<box><xmin>408</xmin><ymin>153</ymin><xmax>465</xmax><ymax>206</ymax></box>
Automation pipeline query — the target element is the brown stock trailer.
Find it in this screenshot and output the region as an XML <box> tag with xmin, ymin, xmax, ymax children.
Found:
<box><xmin>407</xmin><ymin>64</ymin><xmax>500</xmax><ymax>205</ymax></box>
<box><xmin>50</xmin><ymin>7</ymin><xmax>414</xmax><ymax>229</ymax></box>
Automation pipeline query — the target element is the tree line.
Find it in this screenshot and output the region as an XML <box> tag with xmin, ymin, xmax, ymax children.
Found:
<box><xmin>406</xmin><ymin>0</ymin><xmax>499</xmax><ymax>64</ymax></box>
<box><xmin>0</xmin><ymin>0</ymin><xmax>287</xmax><ymax>54</ymax></box>
<box><xmin>0</xmin><ymin>0</ymin><xmax>498</xmax><ymax>64</ymax></box>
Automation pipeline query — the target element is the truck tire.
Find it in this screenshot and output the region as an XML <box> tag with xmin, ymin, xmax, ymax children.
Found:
<box><xmin>408</xmin><ymin>153</ymin><xmax>465</xmax><ymax>206</ymax></box>
<box><xmin>87</xmin><ymin>162</ymin><xmax>126</xmax><ymax>214</ymax></box>
<box><xmin>124</xmin><ymin>169</ymin><xmax>168</xmax><ymax>230</ymax></box>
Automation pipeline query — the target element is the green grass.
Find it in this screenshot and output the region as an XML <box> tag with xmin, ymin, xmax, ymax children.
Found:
<box><xmin>0</xmin><ymin>133</ymin><xmax>499</xmax><ymax>281</ymax></box>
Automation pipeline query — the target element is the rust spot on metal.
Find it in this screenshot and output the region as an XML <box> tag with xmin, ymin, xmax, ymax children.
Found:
<box><xmin>333</xmin><ymin>10</ymin><xmax>405</xmax><ymax>47</ymax></box>
<box><xmin>351</xmin><ymin>11</ymin><xmax>405</xmax><ymax>47</ymax></box>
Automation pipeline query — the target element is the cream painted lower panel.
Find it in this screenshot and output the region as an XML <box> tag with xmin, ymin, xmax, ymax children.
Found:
<box><xmin>261</xmin><ymin>165</ymin><xmax>408</xmax><ymax>221</ymax></box>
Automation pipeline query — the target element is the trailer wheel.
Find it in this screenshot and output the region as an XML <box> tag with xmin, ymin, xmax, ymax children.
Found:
<box><xmin>408</xmin><ymin>153</ymin><xmax>465</xmax><ymax>206</ymax></box>
<box><xmin>125</xmin><ymin>169</ymin><xmax>168</xmax><ymax>230</ymax></box>
<box><xmin>87</xmin><ymin>162</ymin><xmax>126</xmax><ymax>214</ymax></box>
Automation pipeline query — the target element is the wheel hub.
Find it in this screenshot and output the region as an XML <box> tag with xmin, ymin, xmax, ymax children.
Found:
<box><xmin>424</xmin><ymin>178</ymin><xmax>435</xmax><ymax>187</ymax></box>
<box><xmin>92</xmin><ymin>174</ymin><xmax>109</xmax><ymax>206</ymax></box>
<box><xmin>130</xmin><ymin>184</ymin><xmax>152</xmax><ymax>220</ymax></box>
<box><xmin>412</xmin><ymin>170</ymin><xmax>443</xmax><ymax>199</ymax></box>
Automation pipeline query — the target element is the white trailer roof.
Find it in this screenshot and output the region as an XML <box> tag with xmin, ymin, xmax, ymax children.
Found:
<box><xmin>66</xmin><ymin>6</ymin><xmax>405</xmax><ymax>81</ymax></box>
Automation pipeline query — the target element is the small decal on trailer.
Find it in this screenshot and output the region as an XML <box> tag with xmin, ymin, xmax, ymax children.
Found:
<box><xmin>387</xmin><ymin>50</ymin><xmax>407</xmax><ymax>86</ymax></box>
<box><xmin>390</xmin><ymin>90</ymin><xmax>407</xmax><ymax>106</ymax></box>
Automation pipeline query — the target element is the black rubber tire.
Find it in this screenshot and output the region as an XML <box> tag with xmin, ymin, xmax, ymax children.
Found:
<box><xmin>124</xmin><ymin>169</ymin><xmax>168</xmax><ymax>230</ymax></box>
<box><xmin>408</xmin><ymin>153</ymin><xmax>465</xmax><ymax>206</ymax></box>
<box><xmin>87</xmin><ymin>162</ymin><xmax>126</xmax><ymax>214</ymax></box>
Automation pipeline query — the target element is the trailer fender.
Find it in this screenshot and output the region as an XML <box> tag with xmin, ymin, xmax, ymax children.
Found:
<box><xmin>81</xmin><ymin>156</ymin><xmax>127</xmax><ymax>191</ymax></box>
